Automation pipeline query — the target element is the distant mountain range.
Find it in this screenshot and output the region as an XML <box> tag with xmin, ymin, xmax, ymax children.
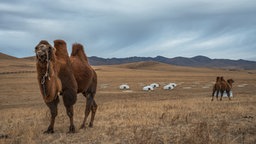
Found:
<box><xmin>0</xmin><ymin>52</ymin><xmax>18</xmax><ymax>60</ymax></box>
<box><xmin>1</xmin><ymin>52</ymin><xmax>256</xmax><ymax>70</ymax></box>
<box><xmin>88</xmin><ymin>55</ymin><xmax>256</xmax><ymax>70</ymax></box>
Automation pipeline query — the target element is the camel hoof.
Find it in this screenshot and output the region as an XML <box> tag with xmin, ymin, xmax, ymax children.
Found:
<box><xmin>68</xmin><ymin>125</ymin><xmax>76</xmax><ymax>133</ymax></box>
<box><xmin>80</xmin><ymin>124</ymin><xmax>86</xmax><ymax>129</ymax></box>
<box><xmin>89</xmin><ymin>122</ymin><xmax>93</xmax><ymax>128</ymax></box>
<box><xmin>44</xmin><ymin>128</ymin><xmax>54</xmax><ymax>134</ymax></box>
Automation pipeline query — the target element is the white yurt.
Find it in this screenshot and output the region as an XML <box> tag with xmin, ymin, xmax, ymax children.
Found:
<box><xmin>169</xmin><ymin>83</ymin><xmax>177</xmax><ymax>87</ymax></box>
<box><xmin>143</xmin><ymin>85</ymin><xmax>154</xmax><ymax>91</ymax></box>
<box><xmin>150</xmin><ymin>83</ymin><xmax>160</xmax><ymax>88</ymax></box>
<box><xmin>119</xmin><ymin>84</ymin><xmax>130</xmax><ymax>90</ymax></box>
<box><xmin>163</xmin><ymin>84</ymin><xmax>174</xmax><ymax>90</ymax></box>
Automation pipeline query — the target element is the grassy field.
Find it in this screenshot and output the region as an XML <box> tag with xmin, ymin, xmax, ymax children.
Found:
<box><xmin>0</xmin><ymin>59</ymin><xmax>256</xmax><ymax>144</ymax></box>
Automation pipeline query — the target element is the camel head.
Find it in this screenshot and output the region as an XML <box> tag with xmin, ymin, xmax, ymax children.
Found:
<box><xmin>227</xmin><ymin>79</ymin><xmax>234</xmax><ymax>84</ymax></box>
<box><xmin>35</xmin><ymin>40</ymin><xmax>55</xmax><ymax>62</ymax></box>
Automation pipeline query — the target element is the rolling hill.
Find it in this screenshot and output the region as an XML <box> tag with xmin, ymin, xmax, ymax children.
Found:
<box><xmin>1</xmin><ymin>52</ymin><xmax>256</xmax><ymax>70</ymax></box>
<box><xmin>89</xmin><ymin>55</ymin><xmax>256</xmax><ymax>70</ymax></box>
<box><xmin>0</xmin><ymin>52</ymin><xmax>18</xmax><ymax>60</ymax></box>
<box><xmin>0</xmin><ymin>52</ymin><xmax>35</xmax><ymax>73</ymax></box>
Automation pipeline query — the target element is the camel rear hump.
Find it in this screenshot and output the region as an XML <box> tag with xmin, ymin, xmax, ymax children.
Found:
<box><xmin>71</xmin><ymin>43</ymin><xmax>88</xmax><ymax>62</ymax></box>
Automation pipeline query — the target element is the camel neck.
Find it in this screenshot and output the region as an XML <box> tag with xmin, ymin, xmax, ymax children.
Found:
<box><xmin>227</xmin><ymin>82</ymin><xmax>232</xmax><ymax>88</ymax></box>
<box><xmin>37</xmin><ymin>59</ymin><xmax>53</xmax><ymax>98</ymax></box>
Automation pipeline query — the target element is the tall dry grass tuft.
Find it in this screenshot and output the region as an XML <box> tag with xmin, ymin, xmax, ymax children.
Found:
<box><xmin>185</xmin><ymin>122</ymin><xmax>210</xmax><ymax>144</ymax></box>
<box><xmin>130</xmin><ymin>126</ymin><xmax>164</xmax><ymax>144</ymax></box>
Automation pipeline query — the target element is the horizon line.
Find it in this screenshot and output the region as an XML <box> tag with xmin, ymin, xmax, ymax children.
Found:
<box><xmin>1</xmin><ymin>52</ymin><xmax>255</xmax><ymax>62</ymax></box>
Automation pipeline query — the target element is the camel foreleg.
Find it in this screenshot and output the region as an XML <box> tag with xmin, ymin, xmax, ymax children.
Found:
<box><xmin>216</xmin><ymin>90</ymin><xmax>220</xmax><ymax>100</ymax></box>
<box><xmin>220</xmin><ymin>90</ymin><xmax>224</xmax><ymax>101</ymax></box>
<box><xmin>227</xmin><ymin>91</ymin><xmax>231</xmax><ymax>100</ymax></box>
<box><xmin>44</xmin><ymin>96</ymin><xmax>59</xmax><ymax>134</ymax></box>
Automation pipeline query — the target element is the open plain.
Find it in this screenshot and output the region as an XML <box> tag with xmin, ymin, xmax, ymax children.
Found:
<box><xmin>0</xmin><ymin>57</ymin><xmax>256</xmax><ymax>144</ymax></box>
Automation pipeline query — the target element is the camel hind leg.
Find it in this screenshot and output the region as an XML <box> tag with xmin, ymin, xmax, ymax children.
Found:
<box><xmin>65</xmin><ymin>105</ymin><xmax>75</xmax><ymax>133</ymax></box>
<box><xmin>211</xmin><ymin>90</ymin><xmax>215</xmax><ymax>101</ymax></box>
<box><xmin>212</xmin><ymin>90</ymin><xmax>219</xmax><ymax>101</ymax></box>
<box><xmin>89</xmin><ymin>99</ymin><xmax>97</xmax><ymax>127</ymax></box>
<box><xmin>80</xmin><ymin>92</ymin><xmax>93</xmax><ymax>129</ymax></box>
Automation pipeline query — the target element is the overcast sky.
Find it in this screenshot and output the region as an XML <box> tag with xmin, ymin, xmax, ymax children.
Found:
<box><xmin>0</xmin><ymin>0</ymin><xmax>256</xmax><ymax>60</ymax></box>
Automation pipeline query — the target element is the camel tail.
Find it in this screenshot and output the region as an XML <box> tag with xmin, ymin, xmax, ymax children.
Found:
<box><xmin>71</xmin><ymin>43</ymin><xmax>88</xmax><ymax>62</ymax></box>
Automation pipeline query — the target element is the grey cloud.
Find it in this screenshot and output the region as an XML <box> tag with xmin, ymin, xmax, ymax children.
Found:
<box><xmin>0</xmin><ymin>0</ymin><xmax>256</xmax><ymax>60</ymax></box>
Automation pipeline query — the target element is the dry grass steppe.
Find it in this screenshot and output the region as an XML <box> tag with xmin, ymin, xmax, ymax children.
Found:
<box><xmin>0</xmin><ymin>56</ymin><xmax>256</xmax><ymax>144</ymax></box>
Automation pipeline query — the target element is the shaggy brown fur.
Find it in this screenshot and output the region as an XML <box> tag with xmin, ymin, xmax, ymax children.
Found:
<box><xmin>70</xmin><ymin>43</ymin><xmax>98</xmax><ymax>128</ymax></box>
<box><xmin>35</xmin><ymin>40</ymin><xmax>62</xmax><ymax>103</ymax></box>
<box><xmin>35</xmin><ymin>40</ymin><xmax>62</xmax><ymax>133</ymax></box>
<box><xmin>53</xmin><ymin>39</ymin><xmax>78</xmax><ymax>133</ymax></box>
<box><xmin>211</xmin><ymin>76</ymin><xmax>221</xmax><ymax>101</ymax></box>
<box><xmin>220</xmin><ymin>78</ymin><xmax>234</xmax><ymax>101</ymax></box>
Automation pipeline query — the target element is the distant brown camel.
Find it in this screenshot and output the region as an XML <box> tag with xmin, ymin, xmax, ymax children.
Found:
<box><xmin>211</xmin><ymin>76</ymin><xmax>221</xmax><ymax>101</ymax></box>
<box><xmin>220</xmin><ymin>78</ymin><xmax>234</xmax><ymax>101</ymax></box>
<box><xmin>35</xmin><ymin>40</ymin><xmax>78</xmax><ymax>133</ymax></box>
<box><xmin>70</xmin><ymin>43</ymin><xmax>98</xmax><ymax>128</ymax></box>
